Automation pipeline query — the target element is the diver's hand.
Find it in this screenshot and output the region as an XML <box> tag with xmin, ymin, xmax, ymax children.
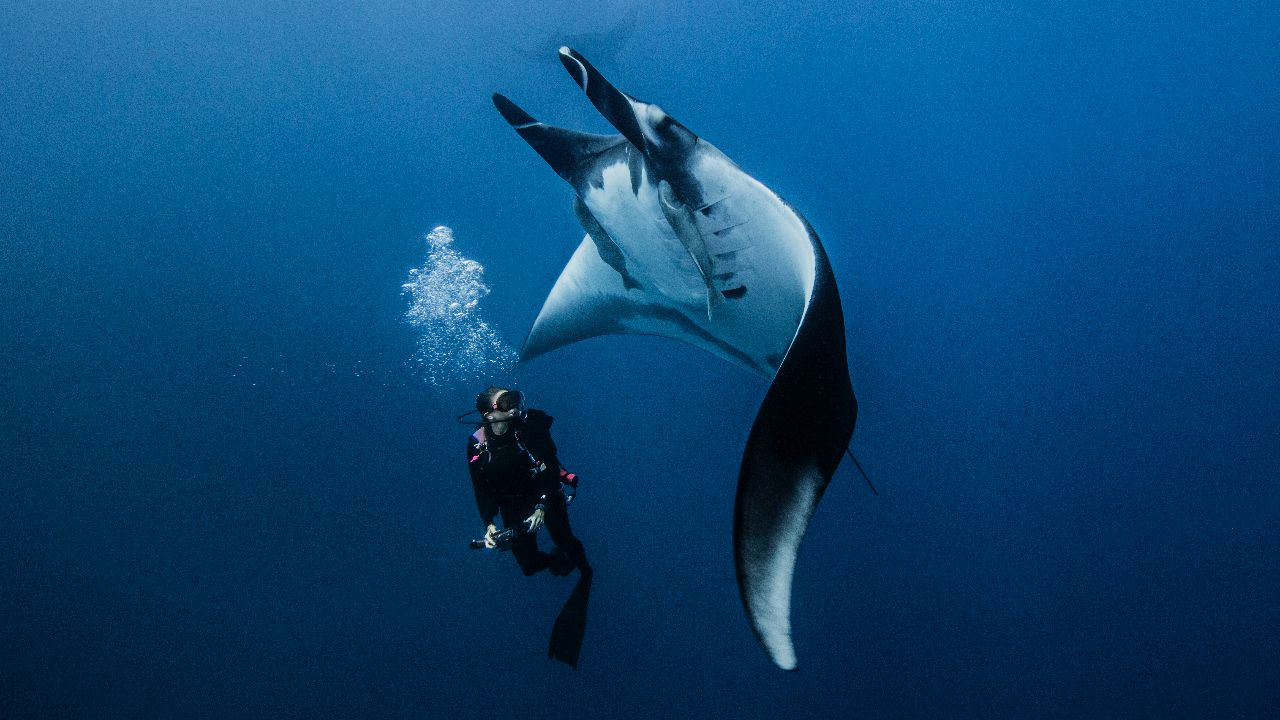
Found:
<box><xmin>483</xmin><ymin>524</ymin><xmax>499</xmax><ymax>549</ymax></box>
<box><xmin>524</xmin><ymin>508</ymin><xmax>545</xmax><ymax>533</ymax></box>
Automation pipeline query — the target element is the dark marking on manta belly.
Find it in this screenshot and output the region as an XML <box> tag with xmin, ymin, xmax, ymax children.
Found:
<box><xmin>627</xmin><ymin>145</ymin><xmax>645</xmax><ymax>195</ymax></box>
<box><xmin>712</xmin><ymin>220</ymin><xmax>749</xmax><ymax>236</ymax></box>
<box><xmin>594</xmin><ymin>235</ymin><xmax>641</xmax><ymax>290</ymax></box>
<box><xmin>573</xmin><ymin>195</ymin><xmax>642</xmax><ymax>290</ymax></box>
<box><xmin>697</xmin><ymin>196</ymin><xmax>728</xmax><ymax>215</ymax></box>
<box><xmin>722</xmin><ymin>286</ymin><xmax>747</xmax><ymax>299</ymax></box>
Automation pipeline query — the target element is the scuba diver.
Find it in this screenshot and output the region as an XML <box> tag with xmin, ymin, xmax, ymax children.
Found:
<box><xmin>467</xmin><ymin>386</ymin><xmax>591</xmax><ymax>577</ymax></box>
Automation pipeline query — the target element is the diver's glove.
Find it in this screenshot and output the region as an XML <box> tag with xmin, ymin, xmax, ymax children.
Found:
<box><xmin>524</xmin><ymin>506</ymin><xmax>545</xmax><ymax>533</ymax></box>
<box><xmin>483</xmin><ymin>523</ymin><xmax>499</xmax><ymax>549</ymax></box>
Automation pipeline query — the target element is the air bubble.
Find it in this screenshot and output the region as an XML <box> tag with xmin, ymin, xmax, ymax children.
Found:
<box><xmin>402</xmin><ymin>226</ymin><xmax>517</xmax><ymax>388</ymax></box>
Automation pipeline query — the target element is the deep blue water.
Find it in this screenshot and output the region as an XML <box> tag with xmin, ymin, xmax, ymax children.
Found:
<box><xmin>3</xmin><ymin>2</ymin><xmax>1278</xmax><ymax>718</ymax></box>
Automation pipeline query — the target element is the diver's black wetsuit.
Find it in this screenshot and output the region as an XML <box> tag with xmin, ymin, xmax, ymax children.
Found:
<box><xmin>468</xmin><ymin>409</ymin><xmax>589</xmax><ymax>576</ymax></box>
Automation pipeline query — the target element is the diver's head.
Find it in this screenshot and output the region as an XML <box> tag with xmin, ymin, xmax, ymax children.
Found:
<box><xmin>476</xmin><ymin>386</ymin><xmax>523</xmax><ymax>435</ymax></box>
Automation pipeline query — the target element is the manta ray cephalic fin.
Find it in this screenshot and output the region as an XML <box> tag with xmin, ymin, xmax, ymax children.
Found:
<box><xmin>493</xmin><ymin>93</ymin><xmax>627</xmax><ymax>182</ymax></box>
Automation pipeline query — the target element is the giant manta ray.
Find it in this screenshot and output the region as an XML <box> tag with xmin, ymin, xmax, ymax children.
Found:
<box><xmin>494</xmin><ymin>48</ymin><xmax>856</xmax><ymax>670</ymax></box>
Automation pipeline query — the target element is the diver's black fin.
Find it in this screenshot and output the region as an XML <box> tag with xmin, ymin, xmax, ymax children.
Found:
<box><xmin>547</xmin><ymin>570</ymin><xmax>593</xmax><ymax>669</ymax></box>
<box><xmin>493</xmin><ymin>94</ymin><xmax>625</xmax><ymax>181</ymax></box>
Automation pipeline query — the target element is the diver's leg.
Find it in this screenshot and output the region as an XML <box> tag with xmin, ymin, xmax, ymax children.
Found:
<box><xmin>510</xmin><ymin>534</ymin><xmax>552</xmax><ymax>576</ymax></box>
<box><xmin>500</xmin><ymin>503</ymin><xmax>552</xmax><ymax>576</ymax></box>
<box><xmin>543</xmin><ymin>495</ymin><xmax>590</xmax><ymax>574</ymax></box>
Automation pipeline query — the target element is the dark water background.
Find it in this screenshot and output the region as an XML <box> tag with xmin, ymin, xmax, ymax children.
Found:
<box><xmin>3</xmin><ymin>1</ymin><xmax>1278</xmax><ymax>718</ymax></box>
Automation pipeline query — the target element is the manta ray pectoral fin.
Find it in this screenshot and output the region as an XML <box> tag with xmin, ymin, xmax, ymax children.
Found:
<box><xmin>523</xmin><ymin>232</ymin><xmax>759</xmax><ymax>372</ymax></box>
<box><xmin>492</xmin><ymin>93</ymin><xmax>626</xmax><ymax>181</ymax></box>
<box><xmin>523</xmin><ymin>234</ymin><xmax>630</xmax><ymax>361</ymax></box>
<box><xmin>524</xmin><ymin>233</ymin><xmax>705</xmax><ymax>362</ymax></box>
<box><xmin>735</xmin><ymin>243</ymin><xmax>856</xmax><ymax>671</ymax></box>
